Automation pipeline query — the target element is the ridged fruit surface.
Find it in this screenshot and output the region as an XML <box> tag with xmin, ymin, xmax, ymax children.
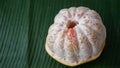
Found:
<box><xmin>45</xmin><ymin>6</ymin><xmax>106</xmax><ymax>66</ymax></box>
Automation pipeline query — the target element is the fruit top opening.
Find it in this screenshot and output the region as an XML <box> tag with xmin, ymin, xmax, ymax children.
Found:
<box><xmin>67</xmin><ymin>21</ymin><xmax>78</xmax><ymax>28</ymax></box>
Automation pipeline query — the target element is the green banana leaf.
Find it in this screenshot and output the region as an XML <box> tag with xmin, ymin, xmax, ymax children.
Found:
<box><xmin>0</xmin><ymin>0</ymin><xmax>120</xmax><ymax>68</ymax></box>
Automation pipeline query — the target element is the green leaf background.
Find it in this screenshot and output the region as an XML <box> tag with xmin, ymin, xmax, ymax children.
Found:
<box><xmin>0</xmin><ymin>0</ymin><xmax>120</xmax><ymax>68</ymax></box>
